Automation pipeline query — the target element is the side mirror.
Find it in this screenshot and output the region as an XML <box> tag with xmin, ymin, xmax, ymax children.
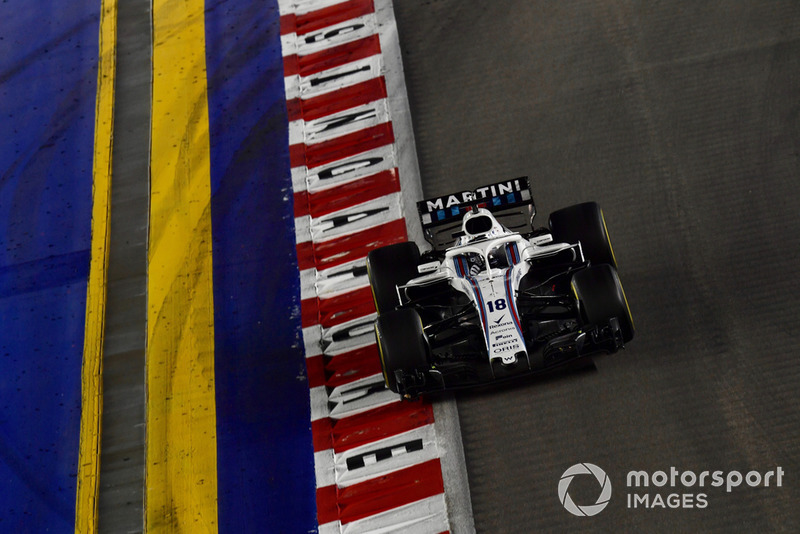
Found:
<box><xmin>530</xmin><ymin>234</ymin><xmax>553</xmax><ymax>246</ymax></box>
<box><xmin>417</xmin><ymin>261</ymin><xmax>441</xmax><ymax>274</ymax></box>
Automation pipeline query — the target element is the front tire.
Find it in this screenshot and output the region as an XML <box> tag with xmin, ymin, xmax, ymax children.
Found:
<box><xmin>571</xmin><ymin>264</ymin><xmax>634</xmax><ymax>343</ymax></box>
<box><xmin>374</xmin><ymin>308</ymin><xmax>430</xmax><ymax>393</ymax></box>
<box><xmin>549</xmin><ymin>202</ymin><xmax>617</xmax><ymax>268</ymax></box>
<box><xmin>366</xmin><ymin>242</ymin><xmax>420</xmax><ymax>315</ymax></box>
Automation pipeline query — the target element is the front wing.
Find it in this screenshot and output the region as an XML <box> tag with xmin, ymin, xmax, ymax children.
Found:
<box><xmin>393</xmin><ymin>315</ymin><xmax>625</xmax><ymax>398</ymax></box>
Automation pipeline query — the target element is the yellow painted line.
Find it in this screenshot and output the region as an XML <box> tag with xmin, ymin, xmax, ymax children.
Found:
<box><xmin>75</xmin><ymin>0</ymin><xmax>117</xmax><ymax>531</ymax></box>
<box><xmin>617</xmin><ymin>275</ymin><xmax>636</xmax><ymax>333</ymax></box>
<box><xmin>374</xmin><ymin>322</ymin><xmax>390</xmax><ymax>387</ymax></box>
<box><xmin>601</xmin><ymin>209</ymin><xmax>618</xmax><ymax>269</ymax></box>
<box><xmin>147</xmin><ymin>0</ymin><xmax>219</xmax><ymax>531</ymax></box>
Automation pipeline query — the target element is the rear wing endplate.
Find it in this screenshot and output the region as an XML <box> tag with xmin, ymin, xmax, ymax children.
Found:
<box><xmin>416</xmin><ymin>177</ymin><xmax>535</xmax><ymax>251</ymax></box>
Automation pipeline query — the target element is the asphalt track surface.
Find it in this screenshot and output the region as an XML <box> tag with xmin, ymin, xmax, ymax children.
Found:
<box><xmin>392</xmin><ymin>1</ymin><xmax>800</xmax><ymax>532</ymax></box>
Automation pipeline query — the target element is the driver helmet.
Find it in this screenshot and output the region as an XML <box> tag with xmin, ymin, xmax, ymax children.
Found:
<box><xmin>460</xmin><ymin>208</ymin><xmax>505</xmax><ymax>243</ymax></box>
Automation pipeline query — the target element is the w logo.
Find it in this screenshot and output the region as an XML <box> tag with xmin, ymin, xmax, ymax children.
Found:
<box><xmin>558</xmin><ymin>463</ymin><xmax>612</xmax><ymax>516</ymax></box>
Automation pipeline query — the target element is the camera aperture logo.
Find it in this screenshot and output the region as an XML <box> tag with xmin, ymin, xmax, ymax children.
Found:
<box><xmin>558</xmin><ymin>463</ymin><xmax>612</xmax><ymax>517</ymax></box>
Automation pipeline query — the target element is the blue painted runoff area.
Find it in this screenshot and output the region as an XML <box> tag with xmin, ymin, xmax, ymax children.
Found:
<box><xmin>0</xmin><ymin>1</ymin><xmax>99</xmax><ymax>531</ymax></box>
<box><xmin>204</xmin><ymin>1</ymin><xmax>318</xmax><ymax>531</ymax></box>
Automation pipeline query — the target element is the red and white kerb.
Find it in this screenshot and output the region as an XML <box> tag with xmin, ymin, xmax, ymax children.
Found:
<box><xmin>278</xmin><ymin>0</ymin><xmax>451</xmax><ymax>532</ymax></box>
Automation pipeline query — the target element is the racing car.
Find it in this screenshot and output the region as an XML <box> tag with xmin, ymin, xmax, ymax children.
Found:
<box><xmin>367</xmin><ymin>177</ymin><xmax>634</xmax><ymax>398</ymax></box>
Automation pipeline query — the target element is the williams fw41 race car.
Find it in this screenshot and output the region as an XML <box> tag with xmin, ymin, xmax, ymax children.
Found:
<box><xmin>367</xmin><ymin>177</ymin><xmax>634</xmax><ymax>398</ymax></box>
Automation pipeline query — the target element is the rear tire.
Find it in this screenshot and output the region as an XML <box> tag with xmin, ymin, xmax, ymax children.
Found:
<box><xmin>374</xmin><ymin>308</ymin><xmax>430</xmax><ymax>393</ymax></box>
<box><xmin>366</xmin><ymin>242</ymin><xmax>420</xmax><ymax>315</ymax></box>
<box><xmin>571</xmin><ymin>264</ymin><xmax>634</xmax><ymax>343</ymax></box>
<box><xmin>549</xmin><ymin>202</ymin><xmax>617</xmax><ymax>268</ymax></box>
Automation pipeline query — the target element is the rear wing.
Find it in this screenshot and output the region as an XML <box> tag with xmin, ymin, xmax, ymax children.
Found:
<box><xmin>416</xmin><ymin>177</ymin><xmax>535</xmax><ymax>251</ymax></box>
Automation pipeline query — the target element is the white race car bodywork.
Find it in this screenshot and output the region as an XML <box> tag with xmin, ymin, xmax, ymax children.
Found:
<box><xmin>372</xmin><ymin>183</ymin><xmax>633</xmax><ymax>397</ymax></box>
<box><xmin>402</xmin><ymin>209</ymin><xmax>580</xmax><ymax>369</ymax></box>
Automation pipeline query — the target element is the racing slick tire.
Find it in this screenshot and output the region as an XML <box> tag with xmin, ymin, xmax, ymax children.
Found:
<box><xmin>571</xmin><ymin>264</ymin><xmax>635</xmax><ymax>343</ymax></box>
<box><xmin>548</xmin><ymin>202</ymin><xmax>617</xmax><ymax>268</ymax></box>
<box><xmin>374</xmin><ymin>308</ymin><xmax>430</xmax><ymax>393</ymax></box>
<box><xmin>367</xmin><ymin>242</ymin><xmax>421</xmax><ymax>315</ymax></box>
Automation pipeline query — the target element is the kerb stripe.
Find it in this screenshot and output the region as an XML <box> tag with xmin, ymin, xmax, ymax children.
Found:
<box><xmin>280</xmin><ymin>0</ymin><xmax>375</xmax><ymax>36</ymax></box>
<box><xmin>280</xmin><ymin>0</ymin><xmax>453</xmax><ymax>530</ymax></box>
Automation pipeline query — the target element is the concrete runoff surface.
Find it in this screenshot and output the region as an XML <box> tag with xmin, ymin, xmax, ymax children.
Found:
<box><xmin>393</xmin><ymin>1</ymin><xmax>800</xmax><ymax>531</ymax></box>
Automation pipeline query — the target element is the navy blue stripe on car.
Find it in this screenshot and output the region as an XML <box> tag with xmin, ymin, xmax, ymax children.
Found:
<box><xmin>505</xmin><ymin>243</ymin><xmax>521</xmax><ymax>266</ymax></box>
<box><xmin>504</xmin><ymin>269</ymin><xmax>525</xmax><ymax>341</ymax></box>
<box><xmin>467</xmin><ymin>277</ymin><xmax>489</xmax><ymax>344</ymax></box>
<box><xmin>454</xmin><ymin>255</ymin><xmax>468</xmax><ymax>277</ymax></box>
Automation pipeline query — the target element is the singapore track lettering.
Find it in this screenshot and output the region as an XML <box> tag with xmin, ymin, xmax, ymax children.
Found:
<box><xmin>319</xmin><ymin>207</ymin><xmax>389</xmax><ymax>233</ymax></box>
<box><xmin>315</xmin><ymin>262</ymin><xmax>369</xmax><ymax>297</ymax></box>
<box><xmin>346</xmin><ymin>439</ymin><xmax>424</xmax><ymax>470</ymax></box>
<box><xmin>328</xmin><ymin>379</ymin><xmax>386</xmax><ymax>408</ymax></box>
<box><xmin>310</xmin><ymin>64</ymin><xmax>371</xmax><ymax>87</ymax></box>
<box><xmin>310</xmin><ymin>108</ymin><xmax>379</xmax><ymax>135</ymax></box>
<box><xmin>302</xmin><ymin>57</ymin><xmax>382</xmax><ymax>98</ymax></box>
<box><xmin>308</xmin><ymin>145</ymin><xmax>395</xmax><ymax>186</ymax></box>
<box><xmin>305</xmin><ymin>23</ymin><xmax>366</xmax><ymax>45</ymax></box>
<box><xmin>321</xmin><ymin>318</ymin><xmax>375</xmax><ymax>353</ymax></box>
<box><xmin>327</xmin><ymin>380</ymin><xmax>398</xmax><ymax>419</ymax></box>
<box><xmin>297</xmin><ymin>14</ymin><xmax>378</xmax><ymax>56</ymax></box>
<box><xmin>317</xmin><ymin>156</ymin><xmax>384</xmax><ymax>181</ymax></box>
<box><xmin>317</xmin><ymin>262</ymin><xmax>368</xmax><ymax>287</ymax></box>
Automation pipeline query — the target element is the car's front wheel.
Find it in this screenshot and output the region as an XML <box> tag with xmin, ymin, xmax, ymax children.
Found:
<box><xmin>571</xmin><ymin>264</ymin><xmax>634</xmax><ymax>343</ymax></box>
<box><xmin>549</xmin><ymin>202</ymin><xmax>617</xmax><ymax>268</ymax></box>
<box><xmin>374</xmin><ymin>308</ymin><xmax>430</xmax><ymax>393</ymax></box>
<box><xmin>366</xmin><ymin>242</ymin><xmax>421</xmax><ymax>315</ymax></box>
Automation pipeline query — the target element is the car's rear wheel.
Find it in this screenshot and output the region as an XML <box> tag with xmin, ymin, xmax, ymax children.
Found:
<box><xmin>571</xmin><ymin>264</ymin><xmax>634</xmax><ymax>343</ymax></box>
<box><xmin>549</xmin><ymin>202</ymin><xmax>617</xmax><ymax>268</ymax></box>
<box><xmin>374</xmin><ymin>308</ymin><xmax>430</xmax><ymax>393</ymax></box>
<box><xmin>366</xmin><ymin>242</ymin><xmax>420</xmax><ymax>315</ymax></box>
